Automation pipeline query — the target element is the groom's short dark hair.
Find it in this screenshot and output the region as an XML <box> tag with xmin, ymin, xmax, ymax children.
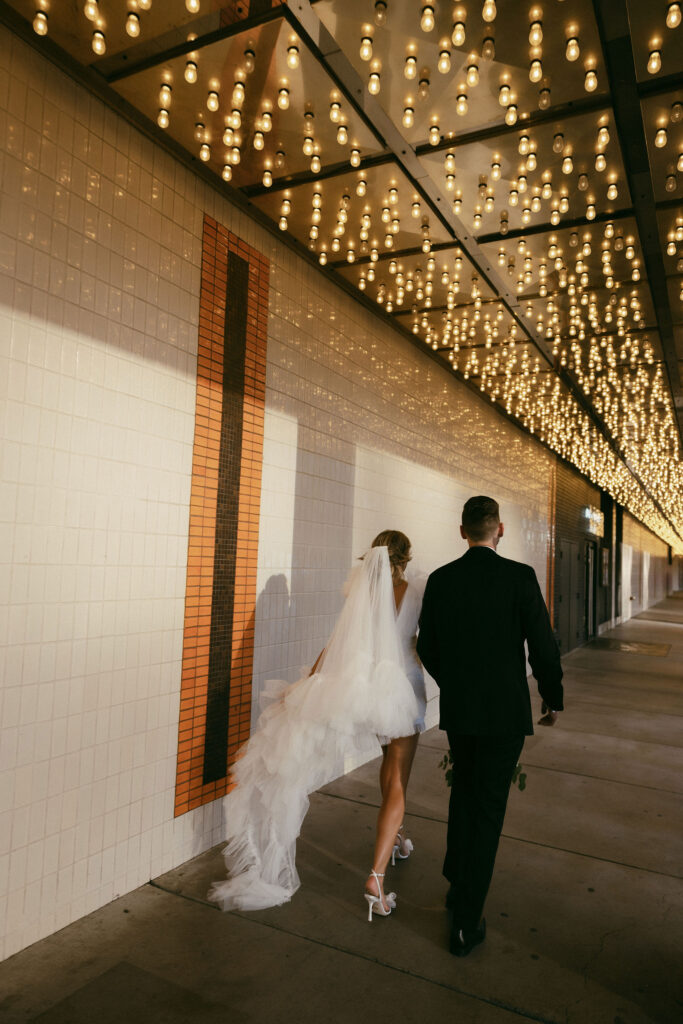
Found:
<box><xmin>462</xmin><ymin>495</ymin><xmax>500</xmax><ymax>541</ymax></box>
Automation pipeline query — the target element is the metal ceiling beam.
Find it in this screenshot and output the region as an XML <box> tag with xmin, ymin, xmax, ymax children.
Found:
<box><xmin>475</xmin><ymin>207</ymin><xmax>635</xmax><ymax>245</ymax></box>
<box><xmin>592</xmin><ymin>0</ymin><xmax>683</xmax><ymax>445</ymax></box>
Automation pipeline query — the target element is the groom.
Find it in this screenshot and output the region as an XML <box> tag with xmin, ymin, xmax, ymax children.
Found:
<box><xmin>417</xmin><ymin>496</ymin><xmax>564</xmax><ymax>957</ymax></box>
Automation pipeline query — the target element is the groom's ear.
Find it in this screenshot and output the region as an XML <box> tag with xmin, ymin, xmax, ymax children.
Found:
<box><xmin>459</xmin><ymin>524</ymin><xmax>468</xmax><ymax>540</ymax></box>
<box><xmin>498</xmin><ymin>522</ymin><xmax>505</xmax><ymax>538</ymax></box>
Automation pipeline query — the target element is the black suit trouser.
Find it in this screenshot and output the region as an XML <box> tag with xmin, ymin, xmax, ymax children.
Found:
<box><xmin>444</xmin><ymin>731</ymin><xmax>525</xmax><ymax>931</ymax></box>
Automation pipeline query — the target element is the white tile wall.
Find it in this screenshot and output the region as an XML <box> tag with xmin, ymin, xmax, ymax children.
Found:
<box><xmin>0</xmin><ymin>22</ymin><xmax>553</xmax><ymax>960</ymax></box>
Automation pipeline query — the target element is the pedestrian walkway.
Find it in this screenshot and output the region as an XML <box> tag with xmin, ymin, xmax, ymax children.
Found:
<box><xmin>1</xmin><ymin>597</ymin><xmax>682</xmax><ymax>1024</ymax></box>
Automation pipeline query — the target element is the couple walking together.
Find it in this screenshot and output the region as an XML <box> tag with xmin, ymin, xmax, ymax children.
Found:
<box><xmin>209</xmin><ymin>496</ymin><xmax>564</xmax><ymax>957</ymax></box>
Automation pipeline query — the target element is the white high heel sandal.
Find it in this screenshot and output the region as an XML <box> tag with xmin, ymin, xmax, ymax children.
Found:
<box><xmin>391</xmin><ymin>825</ymin><xmax>414</xmax><ymax>866</ymax></box>
<box><xmin>364</xmin><ymin>871</ymin><xmax>397</xmax><ymax>921</ymax></box>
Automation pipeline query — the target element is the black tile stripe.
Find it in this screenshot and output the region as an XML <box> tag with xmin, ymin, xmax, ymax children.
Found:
<box><xmin>203</xmin><ymin>251</ymin><xmax>249</xmax><ymax>784</ymax></box>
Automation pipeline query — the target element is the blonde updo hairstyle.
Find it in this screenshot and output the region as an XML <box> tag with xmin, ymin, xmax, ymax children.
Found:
<box><xmin>371</xmin><ymin>529</ymin><xmax>412</xmax><ymax>584</ymax></box>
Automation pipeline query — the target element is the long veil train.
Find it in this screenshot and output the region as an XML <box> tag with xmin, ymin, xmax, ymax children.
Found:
<box><xmin>208</xmin><ymin>546</ymin><xmax>420</xmax><ymax>911</ymax></box>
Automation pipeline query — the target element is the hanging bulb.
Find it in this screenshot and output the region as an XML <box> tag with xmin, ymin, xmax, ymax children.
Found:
<box><xmin>445</xmin><ymin>152</ymin><xmax>456</xmax><ymax>173</ymax></box>
<box><xmin>374</xmin><ymin>0</ymin><xmax>388</xmax><ymax>27</ymax></box>
<box><xmin>418</xmin><ymin>76</ymin><xmax>430</xmax><ymax>99</ymax></box>
<box><xmin>586</xmin><ymin>203</ymin><xmax>596</xmax><ymax>220</ymax></box>
<box><xmin>655</xmin><ymin>127</ymin><xmax>667</xmax><ymax>147</ymax></box>
<box><xmin>222</xmin><ymin>165</ymin><xmax>232</xmax><ymax>182</ymax></box>
<box><xmin>538</xmin><ymin>87</ymin><xmax>551</xmax><ymax>110</ymax></box>
<box><xmin>499</xmin><ymin>83</ymin><xmax>511</xmax><ymax>106</ymax></box>
<box><xmin>185</xmin><ymin>61</ymin><xmax>198</xmax><ymax>83</ymax></box>
<box><xmin>33</xmin><ymin>10</ymin><xmax>48</xmax><ymax>35</ymax></box>
<box><xmin>566</xmin><ymin>37</ymin><xmax>580</xmax><ymax>61</ymax></box>
<box><xmin>311</xmin><ymin>154</ymin><xmax>321</xmax><ymax>173</ymax></box>
<box><xmin>337</xmin><ymin>124</ymin><xmax>348</xmax><ymax>144</ymax></box>
<box><xmin>671</xmin><ymin>101</ymin><xmax>683</xmax><ymax>123</ymax></box>
<box><xmin>667</xmin><ymin>2</ymin><xmax>682</xmax><ymax>27</ymax></box>
<box><xmin>262</xmin><ymin>169</ymin><xmax>272</xmax><ymax>187</ymax></box>
<box><xmin>562</xmin><ymin>155</ymin><xmax>573</xmax><ymax>174</ymax></box>
<box><xmin>278</xmin><ymin>87</ymin><xmax>290</xmax><ymax>109</ymax></box>
<box><xmin>243</xmin><ymin>49</ymin><xmax>255</xmax><ymax>73</ymax></box>
<box><xmin>595</xmin><ymin>152</ymin><xmax>606</xmax><ymax>171</ymax></box>
<box><xmin>92</xmin><ymin>30</ymin><xmax>106</xmax><ymax>55</ymax></box>
<box><xmin>452</xmin><ymin>21</ymin><xmax>466</xmax><ymax>46</ymax></box>
<box><xmin>429</xmin><ymin>124</ymin><xmax>441</xmax><ymax>145</ymax></box>
<box><xmin>329</xmin><ymin>101</ymin><xmax>341</xmax><ymax>123</ymax></box>
<box><xmin>279</xmin><ymin>216</ymin><xmax>288</xmax><ymax>231</ymax></box>
<box><xmin>665</xmin><ymin>174</ymin><xmax>677</xmax><ymax>192</ymax></box>
<box><xmin>584</xmin><ymin>69</ymin><xmax>598</xmax><ymax>92</ymax></box>
<box><xmin>402</xmin><ymin>106</ymin><xmax>414</xmax><ymax>128</ymax></box>
<box><xmin>578</xmin><ymin>173</ymin><xmax>589</xmax><ymax>190</ymax></box>
<box><xmin>159</xmin><ymin>84</ymin><xmax>172</xmax><ymax>107</ymax></box>
<box><xmin>438</xmin><ymin>49</ymin><xmax>452</xmax><ymax>74</ymax></box>
<box><xmin>199</xmin><ymin>143</ymin><xmax>210</xmax><ymax>162</ymax></box>
<box><xmin>222</xmin><ymin>127</ymin><xmax>233</xmax><ymax>146</ymax></box>
<box><xmin>505</xmin><ymin>104</ymin><xmax>518</xmax><ymax>125</ymax></box>
<box><xmin>456</xmin><ymin>93</ymin><xmax>468</xmax><ymax>115</ymax></box>
<box><xmin>529</xmin><ymin>59</ymin><xmax>543</xmax><ymax>83</ymax></box>
<box><xmin>482</xmin><ymin>36</ymin><xmax>495</xmax><ymax>60</ymax></box>
<box><xmin>552</xmin><ymin>132</ymin><xmax>564</xmax><ymax>154</ymax></box>
<box><xmin>529</xmin><ymin>20</ymin><xmax>543</xmax><ymax>46</ymax></box>
<box><xmin>368</xmin><ymin>71</ymin><xmax>381</xmax><ymax>94</ymax></box>
<box><xmin>157</xmin><ymin>108</ymin><xmax>169</xmax><ymax>128</ymax></box>
<box><xmin>207</xmin><ymin>91</ymin><xmax>219</xmax><ymax>112</ymax></box>
<box><xmin>466</xmin><ymin>62</ymin><xmax>479</xmax><ymax>86</ymax></box>
<box><xmin>350</xmin><ymin>148</ymin><xmax>361</xmax><ymax>167</ymax></box>
<box><xmin>84</xmin><ymin>1</ymin><xmax>98</xmax><ymax>20</ymax></box>
<box><xmin>490</xmin><ymin>158</ymin><xmax>501</xmax><ymax>180</ymax></box>
<box><xmin>360</xmin><ymin>36</ymin><xmax>373</xmax><ymax>61</ymax></box>
<box><xmin>186</xmin><ymin>0</ymin><xmax>200</xmax><ymax>13</ymax></box>
<box><xmin>647</xmin><ymin>49</ymin><xmax>662</xmax><ymax>74</ymax></box>
<box><xmin>126</xmin><ymin>12</ymin><xmax>140</xmax><ymax>37</ymax></box>
<box><xmin>253</xmin><ymin>131</ymin><xmax>265</xmax><ymax>150</ymax></box>
<box><xmin>232</xmin><ymin>81</ymin><xmax>245</xmax><ymax>107</ymax></box>
<box><xmin>526</xmin><ymin>151</ymin><xmax>537</xmax><ymax>170</ymax></box>
<box><xmin>678</xmin><ymin>152</ymin><xmax>683</xmax><ymax>171</ymax></box>
<box><xmin>356</xmin><ymin>178</ymin><xmax>367</xmax><ymax>197</ymax></box>
<box><xmin>482</xmin><ymin>0</ymin><xmax>497</xmax><ymax>22</ymax></box>
<box><xmin>421</xmin><ymin>4</ymin><xmax>435</xmax><ymax>31</ymax></box>
<box><xmin>287</xmin><ymin>45</ymin><xmax>300</xmax><ymax>69</ymax></box>
<box><xmin>404</xmin><ymin>54</ymin><xmax>417</xmax><ymax>78</ymax></box>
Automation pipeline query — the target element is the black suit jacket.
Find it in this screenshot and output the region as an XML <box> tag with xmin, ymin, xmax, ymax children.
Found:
<box><xmin>417</xmin><ymin>546</ymin><xmax>563</xmax><ymax>736</ymax></box>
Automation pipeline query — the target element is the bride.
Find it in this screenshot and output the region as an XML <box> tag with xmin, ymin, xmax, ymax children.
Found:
<box><xmin>208</xmin><ymin>530</ymin><xmax>427</xmax><ymax>921</ymax></box>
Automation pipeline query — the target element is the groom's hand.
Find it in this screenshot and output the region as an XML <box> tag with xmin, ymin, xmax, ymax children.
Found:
<box><xmin>538</xmin><ymin>701</ymin><xmax>559</xmax><ymax>727</ymax></box>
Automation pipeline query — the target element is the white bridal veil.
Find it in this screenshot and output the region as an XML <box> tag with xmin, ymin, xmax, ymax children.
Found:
<box><xmin>208</xmin><ymin>546</ymin><xmax>420</xmax><ymax>911</ymax></box>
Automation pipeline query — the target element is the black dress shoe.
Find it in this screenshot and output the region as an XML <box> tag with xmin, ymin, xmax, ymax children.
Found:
<box><xmin>445</xmin><ymin>884</ymin><xmax>457</xmax><ymax>910</ymax></box>
<box><xmin>450</xmin><ymin>918</ymin><xmax>486</xmax><ymax>957</ymax></box>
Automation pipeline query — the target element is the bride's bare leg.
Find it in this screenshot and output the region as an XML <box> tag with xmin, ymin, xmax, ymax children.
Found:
<box><xmin>366</xmin><ymin>734</ymin><xmax>419</xmax><ymax>908</ymax></box>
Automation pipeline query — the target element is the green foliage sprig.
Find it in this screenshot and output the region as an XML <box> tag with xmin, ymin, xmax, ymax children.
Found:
<box><xmin>439</xmin><ymin>750</ymin><xmax>527</xmax><ymax>791</ymax></box>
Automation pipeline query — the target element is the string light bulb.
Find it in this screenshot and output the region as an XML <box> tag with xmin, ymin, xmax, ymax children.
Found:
<box><xmin>92</xmin><ymin>31</ymin><xmax>106</xmax><ymax>55</ymax></box>
<box><xmin>438</xmin><ymin>49</ymin><xmax>452</xmax><ymax>73</ymax></box>
<box><xmin>278</xmin><ymin>87</ymin><xmax>290</xmax><ymax>109</ymax></box>
<box><xmin>666</xmin><ymin>3</ymin><xmax>681</xmax><ymax>27</ymax></box>
<box><xmin>529</xmin><ymin>59</ymin><xmax>543</xmax><ymax>82</ymax></box>
<box><xmin>262</xmin><ymin>169</ymin><xmax>272</xmax><ymax>187</ymax></box>
<box><xmin>647</xmin><ymin>49</ymin><xmax>662</xmax><ymax>74</ymax></box>
<box><xmin>186</xmin><ymin>0</ymin><xmax>200</xmax><ymax>13</ymax></box>
<box><xmin>360</xmin><ymin>36</ymin><xmax>373</xmax><ymax>61</ymax></box>
<box><xmin>482</xmin><ymin>1</ymin><xmax>497</xmax><ymax>22</ymax></box>
<box><xmin>287</xmin><ymin>45</ymin><xmax>300</xmax><ymax>69</ymax></box>
<box><xmin>184</xmin><ymin>61</ymin><xmax>198</xmax><ymax>83</ymax></box>
<box><xmin>84</xmin><ymin>1</ymin><xmax>98</xmax><ymax>20</ymax></box>
<box><xmin>157</xmin><ymin>108</ymin><xmax>169</xmax><ymax>128</ymax></box>
<box><xmin>405</xmin><ymin>54</ymin><xmax>417</xmax><ymax>78</ymax></box>
<box><xmin>482</xmin><ymin>36</ymin><xmax>495</xmax><ymax>60</ymax></box>
<box><xmin>655</xmin><ymin>127</ymin><xmax>667</xmax><ymax>147</ymax></box>
<box><xmin>595</xmin><ymin>152</ymin><xmax>607</xmax><ymax>171</ymax></box>
<box><xmin>539</xmin><ymin>87</ymin><xmax>551</xmax><ymax>109</ymax></box>
<box><xmin>505</xmin><ymin>104</ymin><xmax>518</xmax><ymax>125</ymax></box>
<box><xmin>207</xmin><ymin>91</ymin><xmax>219</xmax><ymax>112</ymax></box>
<box><xmin>374</xmin><ymin>0</ymin><xmax>387</xmax><ymax>26</ymax></box>
<box><xmin>452</xmin><ymin>21</ymin><xmax>466</xmax><ymax>46</ymax></box>
<box><xmin>421</xmin><ymin>4</ymin><xmax>435</xmax><ymax>31</ymax></box>
<box><xmin>566</xmin><ymin>37</ymin><xmax>580</xmax><ymax>61</ymax></box>
<box><xmin>466</xmin><ymin>62</ymin><xmax>479</xmax><ymax>86</ymax></box>
<box><xmin>126</xmin><ymin>12</ymin><xmax>140</xmax><ymax>37</ymax></box>
<box><xmin>33</xmin><ymin>10</ymin><xmax>48</xmax><ymax>35</ymax></box>
<box><xmin>584</xmin><ymin>69</ymin><xmax>598</xmax><ymax>92</ymax></box>
<box><xmin>402</xmin><ymin>106</ymin><xmax>414</xmax><ymax>128</ymax></box>
<box><xmin>529</xmin><ymin>20</ymin><xmax>543</xmax><ymax>46</ymax></box>
<box><xmin>368</xmin><ymin>71</ymin><xmax>381</xmax><ymax>94</ymax></box>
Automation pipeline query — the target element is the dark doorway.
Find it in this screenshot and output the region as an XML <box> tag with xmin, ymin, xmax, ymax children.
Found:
<box><xmin>585</xmin><ymin>540</ymin><xmax>597</xmax><ymax>641</ymax></box>
<box><xmin>557</xmin><ymin>540</ymin><xmax>581</xmax><ymax>653</ymax></box>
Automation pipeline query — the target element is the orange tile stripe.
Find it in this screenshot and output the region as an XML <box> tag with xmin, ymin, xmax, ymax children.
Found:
<box><xmin>174</xmin><ymin>215</ymin><xmax>269</xmax><ymax>817</ymax></box>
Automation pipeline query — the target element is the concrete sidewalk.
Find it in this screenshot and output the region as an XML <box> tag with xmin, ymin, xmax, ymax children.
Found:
<box><xmin>1</xmin><ymin>597</ymin><xmax>682</xmax><ymax>1024</ymax></box>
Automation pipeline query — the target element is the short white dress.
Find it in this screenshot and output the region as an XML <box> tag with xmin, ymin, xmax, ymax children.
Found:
<box><xmin>392</xmin><ymin>576</ymin><xmax>427</xmax><ymax>736</ymax></box>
